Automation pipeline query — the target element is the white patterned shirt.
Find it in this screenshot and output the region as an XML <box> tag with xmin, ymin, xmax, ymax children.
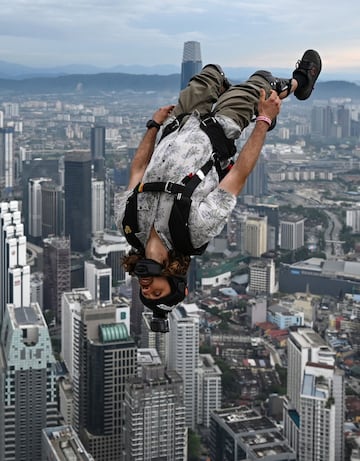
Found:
<box><xmin>117</xmin><ymin>113</ymin><xmax>240</xmax><ymax>251</ymax></box>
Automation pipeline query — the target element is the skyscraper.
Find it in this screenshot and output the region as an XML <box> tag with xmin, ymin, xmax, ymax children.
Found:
<box><xmin>22</xmin><ymin>158</ymin><xmax>61</xmax><ymax>237</ymax></box>
<box><xmin>28</xmin><ymin>177</ymin><xmax>52</xmax><ymax>242</ymax></box>
<box><xmin>299</xmin><ymin>363</ymin><xmax>345</xmax><ymax>461</ymax></box>
<box><xmin>0</xmin><ymin>127</ymin><xmax>14</xmax><ymax>191</ymax></box>
<box><xmin>84</xmin><ymin>260</ymin><xmax>112</xmax><ymax>304</ymax></box>
<box><xmin>41</xmin><ymin>180</ymin><xmax>64</xmax><ymax>239</ymax></box>
<box><xmin>0</xmin><ymin>201</ymin><xmax>30</xmax><ymax>326</ymax></box>
<box><xmin>91</xmin><ymin>126</ymin><xmax>106</xmax><ymax>180</ymax></box>
<box><xmin>244</xmin><ymin>215</ymin><xmax>268</xmax><ymax>257</ymax></box>
<box><xmin>168</xmin><ymin>303</ymin><xmax>200</xmax><ymax>429</ymax></box>
<box><xmin>284</xmin><ymin>328</ymin><xmax>345</xmax><ymax>460</ymax></box>
<box><xmin>280</xmin><ymin>217</ymin><xmax>305</xmax><ymax>250</ymax></box>
<box><xmin>123</xmin><ymin>348</ymin><xmax>187</xmax><ymax>460</ymax></box>
<box><xmin>64</xmin><ymin>151</ymin><xmax>92</xmax><ymax>252</ymax></box>
<box><xmin>210</xmin><ymin>406</ymin><xmax>296</xmax><ymax>461</ymax></box>
<box><xmin>43</xmin><ymin>236</ymin><xmax>71</xmax><ymax>323</ymax></box>
<box><xmin>90</xmin><ymin>126</ymin><xmax>106</xmax><ymax>161</ymax></box>
<box><xmin>91</xmin><ymin>179</ymin><xmax>105</xmax><ymax>234</ymax></box>
<box><xmin>248</xmin><ymin>203</ymin><xmax>279</xmax><ymax>250</ymax></box>
<box><xmin>242</xmin><ymin>157</ymin><xmax>268</xmax><ymax>197</ymax></box>
<box><xmin>0</xmin><ymin>302</ymin><xmax>58</xmax><ymax>461</ymax></box>
<box><xmin>42</xmin><ymin>426</ymin><xmax>95</xmax><ymax>461</ymax></box>
<box><xmin>180</xmin><ymin>41</ymin><xmax>202</xmax><ymax>90</ymax></box>
<box><xmin>61</xmin><ymin>290</ymin><xmax>136</xmax><ymax>460</ymax></box>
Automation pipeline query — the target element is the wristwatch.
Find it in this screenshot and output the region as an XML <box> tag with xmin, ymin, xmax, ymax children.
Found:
<box><xmin>146</xmin><ymin>119</ymin><xmax>161</xmax><ymax>131</ymax></box>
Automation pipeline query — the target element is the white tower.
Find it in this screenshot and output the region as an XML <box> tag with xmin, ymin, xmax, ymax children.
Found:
<box><xmin>0</xmin><ymin>201</ymin><xmax>30</xmax><ymax>325</ymax></box>
<box><xmin>92</xmin><ymin>179</ymin><xmax>105</xmax><ymax>234</ymax></box>
<box><xmin>167</xmin><ymin>303</ymin><xmax>200</xmax><ymax>429</ymax></box>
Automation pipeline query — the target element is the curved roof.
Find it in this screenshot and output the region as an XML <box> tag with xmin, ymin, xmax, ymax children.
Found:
<box><xmin>99</xmin><ymin>323</ymin><xmax>129</xmax><ymax>343</ymax></box>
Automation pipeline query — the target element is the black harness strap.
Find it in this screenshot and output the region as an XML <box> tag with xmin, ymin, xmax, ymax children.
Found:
<box><xmin>199</xmin><ymin>116</ymin><xmax>236</xmax><ymax>161</ymax></box>
<box><xmin>122</xmin><ymin>113</ymin><xmax>237</xmax><ymax>255</ymax></box>
<box><xmin>122</xmin><ymin>184</ymin><xmax>144</xmax><ymax>252</ymax></box>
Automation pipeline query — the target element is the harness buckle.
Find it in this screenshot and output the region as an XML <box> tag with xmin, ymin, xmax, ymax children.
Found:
<box><xmin>164</xmin><ymin>181</ymin><xmax>174</xmax><ymax>193</ymax></box>
<box><xmin>200</xmin><ymin>116</ymin><xmax>216</xmax><ymax>128</ymax></box>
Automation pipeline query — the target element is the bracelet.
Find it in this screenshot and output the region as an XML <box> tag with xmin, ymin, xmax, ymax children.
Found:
<box><xmin>256</xmin><ymin>115</ymin><xmax>272</xmax><ymax>127</ymax></box>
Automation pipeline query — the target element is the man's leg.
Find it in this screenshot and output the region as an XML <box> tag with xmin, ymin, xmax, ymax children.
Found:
<box><xmin>171</xmin><ymin>64</ymin><xmax>230</xmax><ymax>118</ymax></box>
<box><xmin>214</xmin><ymin>49</ymin><xmax>321</xmax><ymax>133</ymax></box>
<box><xmin>214</xmin><ymin>74</ymin><xmax>296</xmax><ymax>132</ymax></box>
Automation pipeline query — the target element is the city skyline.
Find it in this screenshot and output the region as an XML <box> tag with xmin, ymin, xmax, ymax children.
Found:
<box><xmin>1</xmin><ymin>0</ymin><xmax>359</xmax><ymax>80</ymax></box>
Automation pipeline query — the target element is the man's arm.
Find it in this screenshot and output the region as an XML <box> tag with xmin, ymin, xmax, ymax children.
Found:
<box><xmin>127</xmin><ymin>105</ymin><xmax>175</xmax><ymax>190</ymax></box>
<box><xmin>218</xmin><ymin>90</ymin><xmax>281</xmax><ymax>196</ymax></box>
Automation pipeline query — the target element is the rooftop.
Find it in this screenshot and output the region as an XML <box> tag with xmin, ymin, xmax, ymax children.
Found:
<box><xmin>43</xmin><ymin>426</ymin><xmax>94</xmax><ymax>460</ymax></box>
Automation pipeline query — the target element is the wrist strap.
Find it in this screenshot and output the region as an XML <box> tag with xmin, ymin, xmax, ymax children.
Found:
<box><xmin>256</xmin><ymin>115</ymin><xmax>272</xmax><ymax>127</ymax></box>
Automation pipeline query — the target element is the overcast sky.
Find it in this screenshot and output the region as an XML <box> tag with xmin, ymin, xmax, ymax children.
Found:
<box><xmin>1</xmin><ymin>0</ymin><xmax>359</xmax><ymax>77</ymax></box>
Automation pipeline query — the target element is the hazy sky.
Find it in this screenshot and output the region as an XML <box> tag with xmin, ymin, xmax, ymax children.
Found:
<box><xmin>1</xmin><ymin>0</ymin><xmax>359</xmax><ymax>76</ymax></box>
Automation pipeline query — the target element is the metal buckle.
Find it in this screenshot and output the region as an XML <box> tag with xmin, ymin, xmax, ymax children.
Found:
<box><xmin>164</xmin><ymin>181</ymin><xmax>173</xmax><ymax>193</ymax></box>
<box><xmin>200</xmin><ymin>116</ymin><xmax>216</xmax><ymax>127</ymax></box>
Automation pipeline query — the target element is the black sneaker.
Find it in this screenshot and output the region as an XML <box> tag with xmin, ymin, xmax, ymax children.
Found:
<box><xmin>293</xmin><ymin>49</ymin><xmax>322</xmax><ymax>100</ymax></box>
<box><xmin>251</xmin><ymin>70</ymin><xmax>292</xmax><ymax>96</ymax></box>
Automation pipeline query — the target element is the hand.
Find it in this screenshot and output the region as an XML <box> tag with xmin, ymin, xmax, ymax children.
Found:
<box><xmin>257</xmin><ymin>89</ymin><xmax>281</xmax><ymax>121</ymax></box>
<box><xmin>152</xmin><ymin>105</ymin><xmax>175</xmax><ymax>125</ymax></box>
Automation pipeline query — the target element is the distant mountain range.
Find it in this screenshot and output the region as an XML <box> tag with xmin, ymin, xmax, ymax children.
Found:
<box><xmin>0</xmin><ymin>60</ymin><xmax>359</xmax><ymax>100</ymax></box>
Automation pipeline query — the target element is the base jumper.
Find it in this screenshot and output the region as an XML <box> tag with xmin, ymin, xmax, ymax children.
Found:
<box><xmin>117</xmin><ymin>50</ymin><xmax>322</xmax><ymax>332</ymax></box>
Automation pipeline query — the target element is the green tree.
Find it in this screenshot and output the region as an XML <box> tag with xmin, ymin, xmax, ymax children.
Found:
<box><xmin>188</xmin><ymin>429</ymin><xmax>201</xmax><ymax>461</ymax></box>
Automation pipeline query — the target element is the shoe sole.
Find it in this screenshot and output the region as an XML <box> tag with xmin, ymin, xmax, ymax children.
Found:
<box><xmin>294</xmin><ymin>49</ymin><xmax>322</xmax><ymax>100</ymax></box>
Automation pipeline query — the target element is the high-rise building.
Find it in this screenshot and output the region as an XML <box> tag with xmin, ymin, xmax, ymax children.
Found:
<box><xmin>140</xmin><ymin>310</ymin><xmax>167</xmax><ymax>363</ymax></box>
<box><xmin>90</xmin><ymin>126</ymin><xmax>106</xmax><ymax>161</ymax></box>
<box><xmin>64</xmin><ymin>151</ymin><xmax>92</xmax><ymax>252</ymax></box>
<box><xmin>167</xmin><ymin>303</ymin><xmax>200</xmax><ymax>429</ymax></box>
<box><xmin>0</xmin><ymin>201</ymin><xmax>30</xmax><ymax>326</ymax></box>
<box><xmin>210</xmin><ymin>406</ymin><xmax>296</xmax><ymax>461</ymax></box>
<box><xmin>84</xmin><ymin>260</ymin><xmax>112</xmax><ymax>304</ymax></box>
<box><xmin>242</xmin><ymin>157</ymin><xmax>268</xmax><ymax>197</ymax></box>
<box><xmin>180</xmin><ymin>41</ymin><xmax>202</xmax><ymax>90</ymax></box>
<box><xmin>280</xmin><ymin>217</ymin><xmax>305</xmax><ymax>250</ymax></box>
<box><xmin>283</xmin><ymin>328</ymin><xmax>345</xmax><ymax>460</ymax></box>
<box><xmin>42</xmin><ymin>425</ymin><xmax>95</xmax><ymax>461</ymax></box>
<box><xmin>41</xmin><ymin>180</ymin><xmax>64</xmax><ymax>239</ymax></box>
<box><xmin>196</xmin><ymin>354</ymin><xmax>222</xmax><ymax>428</ymax></box>
<box><xmin>43</xmin><ymin>236</ymin><xmax>71</xmax><ymax>322</ymax></box>
<box><xmin>0</xmin><ymin>127</ymin><xmax>14</xmax><ymax>191</ymax></box>
<box><xmin>22</xmin><ymin>158</ymin><xmax>61</xmax><ymax>237</ymax></box>
<box><xmin>0</xmin><ymin>302</ymin><xmax>58</xmax><ymax>461</ymax></box>
<box><xmin>298</xmin><ymin>363</ymin><xmax>345</xmax><ymax>461</ymax></box>
<box><xmin>91</xmin><ymin>231</ymin><xmax>130</xmax><ymax>285</ymax></box>
<box><xmin>61</xmin><ymin>290</ymin><xmax>136</xmax><ymax>460</ymax></box>
<box><xmin>28</xmin><ymin>177</ymin><xmax>52</xmax><ymax>242</ymax></box>
<box><xmin>123</xmin><ymin>348</ymin><xmax>187</xmax><ymax>460</ymax></box>
<box><xmin>248</xmin><ymin>203</ymin><xmax>279</xmax><ymax>250</ymax></box>
<box><xmin>91</xmin><ymin>179</ymin><xmax>105</xmax><ymax>234</ymax></box>
<box><xmin>244</xmin><ymin>215</ymin><xmax>267</xmax><ymax>257</ymax></box>
<box><xmin>91</xmin><ymin>126</ymin><xmax>106</xmax><ymax>181</ymax></box>
<box><xmin>248</xmin><ymin>259</ymin><xmax>276</xmax><ymax>295</ymax></box>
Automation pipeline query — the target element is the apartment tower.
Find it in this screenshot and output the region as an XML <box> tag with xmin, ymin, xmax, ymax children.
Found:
<box><xmin>123</xmin><ymin>348</ymin><xmax>187</xmax><ymax>460</ymax></box>
<box><xmin>284</xmin><ymin>328</ymin><xmax>345</xmax><ymax>460</ymax></box>
<box><xmin>0</xmin><ymin>303</ymin><xmax>58</xmax><ymax>460</ymax></box>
